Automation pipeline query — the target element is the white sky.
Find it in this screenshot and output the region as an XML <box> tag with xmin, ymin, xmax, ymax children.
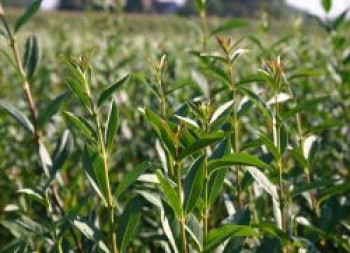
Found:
<box><xmin>286</xmin><ymin>0</ymin><xmax>350</xmax><ymax>19</ymax></box>
<box><xmin>41</xmin><ymin>0</ymin><xmax>350</xmax><ymax>16</ymax></box>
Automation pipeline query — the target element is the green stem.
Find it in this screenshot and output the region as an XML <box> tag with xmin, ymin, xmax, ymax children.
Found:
<box><xmin>175</xmin><ymin>130</ymin><xmax>187</xmax><ymax>253</ymax></box>
<box><xmin>227</xmin><ymin>59</ymin><xmax>242</xmax><ymax>207</ymax></box>
<box><xmin>176</xmin><ymin>160</ymin><xmax>187</xmax><ymax>253</ymax></box>
<box><xmin>287</xmin><ymin>83</ymin><xmax>316</xmax><ymax>209</ymax></box>
<box><xmin>1</xmin><ymin>15</ymin><xmax>40</xmax><ymax>147</ymax></box>
<box><xmin>203</xmin><ymin>155</ymin><xmax>209</xmax><ymax>243</ymax></box>
<box><xmin>92</xmin><ymin>107</ymin><xmax>118</xmax><ymax>253</ymax></box>
<box><xmin>275</xmin><ymin>95</ymin><xmax>285</xmax><ymax>231</ymax></box>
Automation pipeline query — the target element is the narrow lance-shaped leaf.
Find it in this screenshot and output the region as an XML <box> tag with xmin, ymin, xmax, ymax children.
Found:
<box><xmin>210</xmin><ymin>19</ymin><xmax>249</xmax><ymax>36</ymax></box>
<box><xmin>71</xmin><ymin>217</ymin><xmax>109</xmax><ymax>253</ymax></box>
<box><xmin>184</xmin><ymin>156</ymin><xmax>205</xmax><ymax>213</ymax></box>
<box><xmin>144</xmin><ymin>108</ymin><xmax>176</xmax><ymax>157</ymax></box>
<box><xmin>209</xmin><ymin>100</ymin><xmax>234</xmax><ymax>131</ymax></box>
<box><xmin>39</xmin><ymin>92</ymin><xmax>70</xmax><ymax>128</ymax></box>
<box><xmin>281</xmin><ymin>96</ymin><xmax>328</xmax><ymax>119</ymax></box>
<box><xmin>238</xmin><ymin>87</ymin><xmax>272</xmax><ymax>119</ymax></box>
<box><xmin>180</xmin><ymin>132</ymin><xmax>225</xmax><ymax>160</ymax></box>
<box><xmin>17</xmin><ymin>189</ymin><xmax>46</xmax><ymax>206</ymax></box>
<box><xmin>259</xmin><ymin>132</ymin><xmax>280</xmax><ymax>160</ymax></box>
<box><xmin>105</xmin><ymin>100</ymin><xmax>119</xmax><ymax>149</ymax></box>
<box><xmin>43</xmin><ymin>130</ymin><xmax>72</xmax><ymax>190</ymax></box>
<box><xmin>15</xmin><ymin>0</ymin><xmax>43</xmax><ymax>33</ymax></box>
<box><xmin>156</xmin><ymin>170</ymin><xmax>183</xmax><ymax>218</ymax></box>
<box><xmin>98</xmin><ymin>74</ymin><xmax>129</xmax><ymax>107</ymax></box>
<box><xmin>204</xmin><ymin>225</ymin><xmax>258</xmax><ymax>252</ymax></box>
<box><xmin>23</xmin><ymin>35</ymin><xmax>41</xmax><ymax>80</ymax></box>
<box><xmin>303</xmin><ymin>121</ymin><xmax>342</xmax><ymax>136</ymax></box>
<box><xmin>114</xmin><ymin>161</ymin><xmax>153</xmax><ymax>200</ymax></box>
<box><xmin>208</xmin><ymin>153</ymin><xmax>272</xmax><ymax>175</ymax></box>
<box><xmin>66</xmin><ymin>77</ymin><xmax>91</xmax><ymax>111</ymax></box>
<box><xmin>82</xmin><ymin>146</ymin><xmax>108</xmax><ymax>206</ymax></box>
<box><xmin>64</xmin><ymin>112</ymin><xmax>95</xmax><ymax>141</ymax></box>
<box><xmin>208</xmin><ymin>137</ymin><xmax>230</xmax><ymax>204</ymax></box>
<box><xmin>117</xmin><ymin>196</ymin><xmax>142</xmax><ymax>252</ymax></box>
<box><xmin>0</xmin><ymin>100</ymin><xmax>34</xmax><ymax>133</ymax></box>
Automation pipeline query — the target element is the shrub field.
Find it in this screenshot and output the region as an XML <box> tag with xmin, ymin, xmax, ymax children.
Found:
<box><xmin>0</xmin><ymin>1</ymin><xmax>349</xmax><ymax>252</ymax></box>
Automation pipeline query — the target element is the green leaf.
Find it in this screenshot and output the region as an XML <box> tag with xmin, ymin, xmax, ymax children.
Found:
<box><xmin>208</xmin><ymin>137</ymin><xmax>230</xmax><ymax>204</ymax></box>
<box><xmin>17</xmin><ymin>189</ymin><xmax>46</xmax><ymax>206</ymax></box>
<box><xmin>156</xmin><ymin>170</ymin><xmax>182</xmax><ymax>218</ymax></box>
<box><xmin>0</xmin><ymin>100</ymin><xmax>34</xmax><ymax>133</ymax></box>
<box><xmin>184</xmin><ymin>156</ymin><xmax>205</xmax><ymax>213</ymax></box>
<box><xmin>333</xmin><ymin>9</ymin><xmax>349</xmax><ymax>30</ymax></box>
<box><xmin>117</xmin><ymin>196</ymin><xmax>142</xmax><ymax>252</ymax></box>
<box><xmin>259</xmin><ymin>132</ymin><xmax>279</xmax><ymax>160</ymax></box>
<box><xmin>289</xmin><ymin>149</ymin><xmax>308</xmax><ymax>168</ymax></box>
<box><xmin>166</xmin><ymin>79</ymin><xmax>195</xmax><ymax>95</ymax></box>
<box><xmin>39</xmin><ymin>92</ymin><xmax>70</xmax><ymax>127</ymax></box>
<box><xmin>14</xmin><ymin>0</ymin><xmax>43</xmax><ymax>33</ymax></box>
<box><xmin>238</xmin><ymin>87</ymin><xmax>272</xmax><ymax>118</ymax></box>
<box><xmin>210</xmin><ymin>100</ymin><xmax>234</xmax><ymax>131</ymax></box>
<box><xmin>43</xmin><ymin>130</ymin><xmax>71</xmax><ymax>190</ymax></box>
<box><xmin>204</xmin><ymin>225</ymin><xmax>257</xmax><ymax>252</ymax></box>
<box><xmin>318</xmin><ymin>182</ymin><xmax>350</xmax><ymax>206</ymax></box>
<box><xmin>208</xmin><ymin>153</ymin><xmax>272</xmax><ymax>175</ymax></box>
<box><xmin>180</xmin><ymin>132</ymin><xmax>225</xmax><ymax>160</ymax></box>
<box><xmin>322</xmin><ymin>0</ymin><xmax>332</xmax><ymax>13</ymax></box>
<box><xmin>105</xmin><ymin>100</ymin><xmax>119</xmax><ymax>149</ymax></box>
<box><xmin>175</xmin><ymin>115</ymin><xmax>200</xmax><ymax>129</ymax></box>
<box><xmin>66</xmin><ymin>77</ymin><xmax>91</xmax><ymax>110</ymax></box>
<box><xmin>253</xmin><ymin>222</ymin><xmax>290</xmax><ymax>246</ymax></box>
<box><xmin>186</xmin><ymin>214</ymin><xmax>203</xmax><ymax>251</ymax></box>
<box><xmin>144</xmin><ymin>108</ymin><xmax>176</xmax><ymax>157</ymax></box>
<box><xmin>114</xmin><ymin>161</ymin><xmax>153</xmax><ymax>200</ymax></box>
<box><xmin>281</xmin><ymin>96</ymin><xmax>328</xmax><ymax>119</ymax></box>
<box><xmin>23</xmin><ymin>35</ymin><xmax>41</xmax><ymax>79</ymax></box>
<box><xmin>82</xmin><ymin>146</ymin><xmax>109</xmax><ymax>206</ymax></box>
<box><xmin>245</xmin><ymin>166</ymin><xmax>279</xmax><ymax>201</ymax></box>
<box><xmin>71</xmin><ymin>217</ymin><xmax>109</xmax><ymax>253</ymax></box>
<box><xmin>64</xmin><ymin>112</ymin><xmax>95</xmax><ymax>141</ymax></box>
<box><xmin>98</xmin><ymin>74</ymin><xmax>129</xmax><ymax>107</ymax></box>
<box><xmin>303</xmin><ymin>121</ymin><xmax>342</xmax><ymax>136</ymax></box>
<box><xmin>291</xmin><ymin>179</ymin><xmax>335</xmax><ymax>198</ymax></box>
<box><xmin>211</xmin><ymin>19</ymin><xmax>249</xmax><ymax>36</ymax></box>
<box><xmin>279</xmin><ymin>125</ymin><xmax>288</xmax><ymax>156</ymax></box>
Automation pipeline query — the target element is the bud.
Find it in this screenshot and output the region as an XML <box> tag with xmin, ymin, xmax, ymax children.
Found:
<box><xmin>216</xmin><ymin>37</ymin><xmax>232</xmax><ymax>54</ymax></box>
<box><xmin>0</xmin><ymin>4</ymin><xmax>4</xmax><ymax>16</ymax></box>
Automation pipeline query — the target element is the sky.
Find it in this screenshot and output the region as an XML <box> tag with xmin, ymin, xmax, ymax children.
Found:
<box><xmin>41</xmin><ymin>0</ymin><xmax>350</xmax><ymax>18</ymax></box>
<box><xmin>286</xmin><ymin>0</ymin><xmax>350</xmax><ymax>19</ymax></box>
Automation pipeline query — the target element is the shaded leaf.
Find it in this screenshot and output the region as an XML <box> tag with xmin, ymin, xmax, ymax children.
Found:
<box><xmin>117</xmin><ymin>196</ymin><xmax>142</xmax><ymax>252</ymax></box>
<box><xmin>15</xmin><ymin>0</ymin><xmax>43</xmax><ymax>33</ymax></box>
<box><xmin>208</xmin><ymin>153</ymin><xmax>272</xmax><ymax>175</ymax></box>
<box><xmin>156</xmin><ymin>170</ymin><xmax>182</xmax><ymax>218</ymax></box>
<box><xmin>114</xmin><ymin>161</ymin><xmax>153</xmax><ymax>200</ymax></box>
<box><xmin>180</xmin><ymin>132</ymin><xmax>225</xmax><ymax>160</ymax></box>
<box><xmin>204</xmin><ymin>225</ymin><xmax>257</xmax><ymax>252</ymax></box>
<box><xmin>39</xmin><ymin>92</ymin><xmax>70</xmax><ymax>127</ymax></box>
<box><xmin>105</xmin><ymin>100</ymin><xmax>119</xmax><ymax>149</ymax></box>
<box><xmin>23</xmin><ymin>35</ymin><xmax>41</xmax><ymax>79</ymax></box>
<box><xmin>0</xmin><ymin>100</ymin><xmax>34</xmax><ymax>133</ymax></box>
<box><xmin>211</xmin><ymin>19</ymin><xmax>249</xmax><ymax>36</ymax></box>
<box><xmin>184</xmin><ymin>156</ymin><xmax>205</xmax><ymax>213</ymax></box>
<box><xmin>71</xmin><ymin>217</ymin><xmax>109</xmax><ymax>253</ymax></box>
<box><xmin>98</xmin><ymin>74</ymin><xmax>129</xmax><ymax>107</ymax></box>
